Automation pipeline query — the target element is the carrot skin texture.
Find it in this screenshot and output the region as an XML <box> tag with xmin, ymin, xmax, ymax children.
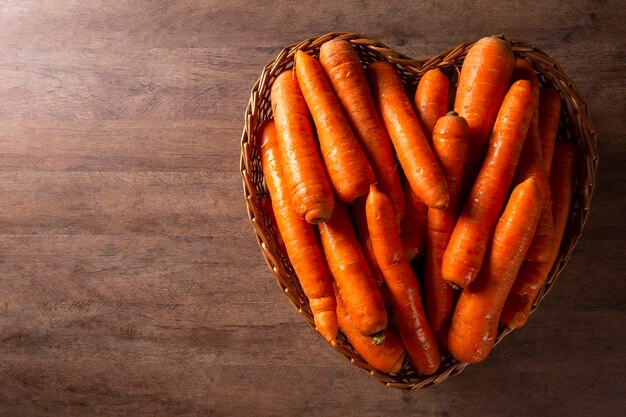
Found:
<box><xmin>260</xmin><ymin>195</ymin><xmax>287</xmax><ymax>255</ymax></box>
<box><xmin>335</xmin><ymin>286</ymin><xmax>405</xmax><ymax>373</ymax></box>
<box><xmin>443</xmin><ymin>80</ymin><xmax>534</xmax><ymax>288</ymax></box>
<box><xmin>538</xmin><ymin>87</ymin><xmax>562</xmax><ymax>174</ymax></box>
<box><xmin>295</xmin><ymin>50</ymin><xmax>375</xmax><ymax>203</ymax></box>
<box><xmin>271</xmin><ymin>71</ymin><xmax>335</xmax><ymax>224</ymax></box>
<box><xmin>319</xmin><ymin>202</ymin><xmax>387</xmax><ymax>336</ymax></box>
<box><xmin>448</xmin><ymin>177</ymin><xmax>543</xmax><ymax>363</ymax></box>
<box><xmin>259</xmin><ymin>120</ymin><xmax>338</xmax><ymax>345</ymax></box>
<box><xmin>351</xmin><ymin>198</ymin><xmax>386</xmax><ymax>287</ymax></box>
<box><xmin>400</xmin><ymin>178</ymin><xmax>428</xmax><ymax>262</ymax></box>
<box><xmin>367</xmin><ymin>61</ymin><xmax>449</xmax><ymax>209</ymax></box>
<box><xmin>424</xmin><ymin>113</ymin><xmax>470</xmax><ymax>332</ymax></box>
<box><xmin>366</xmin><ymin>185</ymin><xmax>441</xmax><ymax>375</ymax></box>
<box><xmin>414</xmin><ymin>68</ymin><xmax>451</xmax><ymax>142</ymax></box>
<box><xmin>320</xmin><ymin>40</ymin><xmax>405</xmax><ymax>222</ymax></box>
<box><xmin>500</xmin><ymin>142</ymin><xmax>577</xmax><ymax>329</ymax></box>
<box><xmin>454</xmin><ymin>36</ymin><xmax>515</xmax><ymax>196</ymax></box>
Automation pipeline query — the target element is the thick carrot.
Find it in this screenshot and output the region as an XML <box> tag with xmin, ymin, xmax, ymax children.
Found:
<box><xmin>442</xmin><ymin>80</ymin><xmax>534</xmax><ymax>288</ymax></box>
<box><xmin>270</xmin><ymin>71</ymin><xmax>335</xmax><ymax>224</ymax></box>
<box><xmin>319</xmin><ymin>201</ymin><xmax>387</xmax><ymax>336</ymax></box>
<box><xmin>448</xmin><ymin>177</ymin><xmax>543</xmax><ymax>363</ymax></box>
<box><xmin>454</xmin><ymin>36</ymin><xmax>515</xmax><ymax>196</ymax></box>
<box><xmin>424</xmin><ymin>112</ymin><xmax>470</xmax><ymax>333</ymax></box>
<box><xmin>538</xmin><ymin>87</ymin><xmax>562</xmax><ymax>174</ymax></box>
<box><xmin>414</xmin><ymin>68</ymin><xmax>450</xmax><ymax>142</ymax></box>
<box><xmin>259</xmin><ymin>120</ymin><xmax>338</xmax><ymax>345</ymax></box>
<box><xmin>512</xmin><ymin>58</ymin><xmax>553</xmax><ymax>262</ymax></box>
<box><xmin>295</xmin><ymin>50</ymin><xmax>375</xmax><ymax>203</ymax></box>
<box><xmin>335</xmin><ymin>285</ymin><xmax>405</xmax><ymax>373</ymax></box>
<box><xmin>350</xmin><ymin>198</ymin><xmax>385</xmax><ymax>287</ymax></box>
<box><xmin>367</xmin><ymin>61</ymin><xmax>449</xmax><ymax>209</ymax></box>
<box><xmin>319</xmin><ymin>40</ymin><xmax>405</xmax><ymax>222</ymax></box>
<box><xmin>366</xmin><ymin>185</ymin><xmax>441</xmax><ymax>375</ymax></box>
<box><xmin>400</xmin><ymin>177</ymin><xmax>428</xmax><ymax>262</ymax></box>
<box><xmin>500</xmin><ymin>142</ymin><xmax>577</xmax><ymax>329</ymax></box>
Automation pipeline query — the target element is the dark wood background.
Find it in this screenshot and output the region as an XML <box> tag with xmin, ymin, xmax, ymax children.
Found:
<box><xmin>1</xmin><ymin>1</ymin><xmax>624</xmax><ymax>416</ymax></box>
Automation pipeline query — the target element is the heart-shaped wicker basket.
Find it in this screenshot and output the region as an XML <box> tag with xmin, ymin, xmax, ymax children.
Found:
<box><xmin>240</xmin><ymin>32</ymin><xmax>597</xmax><ymax>389</ymax></box>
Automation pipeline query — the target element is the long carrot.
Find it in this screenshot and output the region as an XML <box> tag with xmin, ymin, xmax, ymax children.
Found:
<box><xmin>335</xmin><ymin>285</ymin><xmax>405</xmax><ymax>373</ymax></box>
<box><xmin>442</xmin><ymin>80</ymin><xmax>534</xmax><ymax>288</ymax></box>
<box><xmin>424</xmin><ymin>112</ymin><xmax>470</xmax><ymax>333</ymax></box>
<box><xmin>319</xmin><ymin>201</ymin><xmax>387</xmax><ymax>336</ymax></box>
<box><xmin>319</xmin><ymin>40</ymin><xmax>405</xmax><ymax>222</ymax></box>
<box><xmin>270</xmin><ymin>71</ymin><xmax>335</xmax><ymax>224</ymax></box>
<box><xmin>448</xmin><ymin>177</ymin><xmax>543</xmax><ymax>363</ymax></box>
<box><xmin>260</xmin><ymin>194</ymin><xmax>287</xmax><ymax>255</ymax></box>
<box><xmin>259</xmin><ymin>120</ymin><xmax>338</xmax><ymax>345</ymax></box>
<box><xmin>454</xmin><ymin>36</ymin><xmax>515</xmax><ymax>196</ymax></box>
<box><xmin>414</xmin><ymin>68</ymin><xmax>450</xmax><ymax>142</ymax></box>
<box><xmin>500</xmin><ymin>142</ymin><xmax>577</xmax><ymax>329</ymax></box>
<box><xmin>512</xmin><ymin>58</ymin><xmax>553</xmax><ymax>262</ymax></box>
<box><xmin>400</xmin><ymin>177</ymin><xmax>428</xmax><ymax>262</ymax></box>
<box><xmin>538</xmin><ymin>87</ymin><xmax>562</xmax><ymax>174</ymax></box>
<box><xmin>367</xmin><ymin>61</ymin><xmax>449</xmax><ymax>209</ymax></box>
<box><xmin>295</xmin><ymin>50</ymin><xmax>375</xmax><ymax>203</ymax></box>
<box><xmin>351</xmin><ymin>198</ymin><xmax>385</xmax><ymax>287</ymax></box>
<box><xmin>366</xmin><ymin>185</ymin><xmax>441</xmax><ymax>375</ymax></box>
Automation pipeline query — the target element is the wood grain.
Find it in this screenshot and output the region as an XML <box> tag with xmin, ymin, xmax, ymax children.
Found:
<box><xmin>0</xmin><ymin>0</ymin><xmax>625</xmax><ymax>416</ymax></box>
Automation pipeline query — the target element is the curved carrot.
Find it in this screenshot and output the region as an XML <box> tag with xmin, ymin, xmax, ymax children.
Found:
<box><xmin>295</xmin><ymin>50</ymin><xmax>375</xmax><ymax>203</ymax></box>
<box><xmin>512</xmin><ymin>58</ymin><xmax>553</xmax><ymax>262</ymax></box>
<box><xmin>424</xmin><ymin>112</ymin><xmax>470</xmax><ymax>333</ymax></box>
<box><xmin>442</xmin><ymin>80</ymin><xmax>534</xmax><ymax>288</ymax></box>
<box><xmin>500</xmin><ymin>142</ymin><xmax>577</xmax><ymax>329</ymax></box>
<box><xmin>320</xmin><ymin>40</ymin><xmax>405</xmax><ymax>222</ymax></box>
<box><xmin>335</xmin><ymin>285</ymin><xmax>405</xmax><ymax>373</ymax></box>
<box><xmin>414</xmin><ymin>68</ymin><xmax>450</xmax><ymax>142</ymax></box>
<box><xmin>259</xmin><ymin>120</ymin><xmax>338</xmax><ymax>345</ymax></box>
<box><xmin>448</xmin><ymin>177</ymin><xmax>543</xmax><ymax>363</ymax></box>
<box><xmin>270</xmin><ymin>71</ymin><xmax>335</xmax><ymax>224</ymax></box>
<box><xmin>366</xmin><ymin>185</ymin><xmax>441</xmax><ymax>375</ymax></box>
<box><xmin>260</xmin><ymin>194</ymin><xmax>287</xmax><ymax>255</ymax></box>
<box><xmin>454</xmin><ymin>36</ymin><xmax>515</xmax><ymax>195</ymax></box>
<box><xmin>367</xmin><ymin>61</ymin><xmax>449</xmax><ymax>209</ymax></box>
<box><xmin>319</xmin><ymin>201</ymin><xmax>387</xmax><ymax>336</ymax></box>
<box><xmin>351</xmin><ymin>198</ymin><xmax>385</xmax><ymax>287</ymax></box>
<box><xmin>400</xmin><ymin>177</ymin><xmax>428</xmax><ymax>262</ymax></box>
<box><xmin>538</xmin><ymin>87</ymin><xmax>562</xmax><ymax>174</ymax></box>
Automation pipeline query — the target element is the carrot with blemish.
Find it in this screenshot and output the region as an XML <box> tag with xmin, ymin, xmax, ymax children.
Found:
<box><xmin>500</xmin><ymin>142</ymin><xmax>577</xmax><ymax>329</ymax></box>
<box><xmin>259</xmin><ymin>120</ymin><xmax>338</xmax><ymax>345</ymax></box>
<box><xmin>320</xmin><ymin>40</ymin><xmax>405</xmax><ymax>221</ymax></box>
<box><xmin>319</xmin><ymin>201</ymin><xmax>387</xmax><ymax>336</ymax></box>
<box><xmin>367</xmin><ymin>61</ymin><xmax>449</xmax><ymax>209</ymax></box>
<box><xmin>271</xmin><ymin>71</ymin><xmax>334</xmax><ymax>224</ymax></box>
<box><xmin>366</xmin><ymin>185</ymin><xmax>441</xmax><ymax>375</ymax></box>
<box><xmin>454</xmin><ymin>36</ymin><xmax>515</xmax><ymax>195</ymax></box>
<box><xmin>295</xmin><ymin>50</ymin><xmax>375</xmax><ymax>203</ymax></box>
<box><xmin>424</xmin><ymin>112</ymin><xmax>470</xmax><ymax>333</ymax></box>
<box><xmin>400</xmin><ymin>177</ymin><xmax>428</xmax><ymax>262</ymax></box>
<box><xmin>443</xmin><ymin>80</ymin><xmax>534</xmax><ymax>288</ymax></box>
<box><xmin>448</xmin><ymin>177</ymin><xmax>543</xmax><ymax>363</ymax></box>
<box><xmin>414</xmin><ymin>68</ymin><xmax>450</xmax><ymax>142</ymax></box>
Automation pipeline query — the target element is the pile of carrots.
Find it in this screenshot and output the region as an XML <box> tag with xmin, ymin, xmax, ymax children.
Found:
<box><xmin>259</xmin><ymin>36</ymin><xmax>576</xmax><ymax>374</ymax></box>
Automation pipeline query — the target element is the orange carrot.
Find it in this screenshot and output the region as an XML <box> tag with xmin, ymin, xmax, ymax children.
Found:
<box><xmin>442</xmin><ymin>80</ymin><xmax>534</xmax><ymax>288</ymax></box>
<box><xmin>448</xmin><ymin>177</ymin><xmax>543</xmax><ymax>363</ymax></box>
<box><xmin>454</xmin><ymin>36</ymin><xmax>515</xmax><ymax>196</ymax></box>
<box><xmin>319</xmin><ymin>201</ymin><xmax>387</xmax><ymax>336</ymax></box>
<box><xmin>260</xmin><ymin>194</ymin><xmax>287</xmax><ymax>255</ymax></box>
<box><xmin>366</xmin><ymin>185</ymin><xmax>441</xmax><ymax>375</ymax></box>
<box><xmin>335</xmin><ymin>285</ymin><xmax>405</xmax><ymax>373</ymax></box>
<box><xmin>538</xmin><ymin>87</ymin><xmax>562</xmax><ymax>174</ymax></box>
<box><xmin>414</xmin><ymin>68</ymin><xmax>450</xmax><ymax>142</ymax></box>
<box><xmin>500</xmin><ymin>142</ymin><xmax>577</xmax><ymax>329</ymax></box>
<box><xmin>259</xmin><ymin>120</ymin><xmax>338</xmax><ymax>345</ymax></box>
<box><xmin>295</xmin><ymin>50</ymin><xmax>375</xmax><ymax>203</ymax></box>
<box><xmin>320</xmin><ymin>40</ymin><xmax>405</xmax><ymax>222</ymax></box>
<box><xmin>351</xmin><ymin>198</ymin><xmax>385</xmax><ymax>287</ymax></box>
<box><xmin>400</xmin><ymin>177</ymin><xmax>428</xmax><ymax>262</ymax></box>
<box><xmin>512</xmin><ymin>58</ymin><xmax>553</xmax><ymax>262</ymax></box>
<box><xmin>271</xmin><ymin>71</ymin><xmax>335</xmax><ymax>224</ymax></box>
<box><xmin>424</xmin><ymin>112</ymin><xmax>470</xmax><ymax>333</ymax></box>
<box><xmin>367</xmin><ymin>61</ymin><xmax>449</xmax><ymax>209</ymax></box>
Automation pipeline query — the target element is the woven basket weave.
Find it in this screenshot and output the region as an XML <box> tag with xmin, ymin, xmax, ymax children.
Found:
<box><xmin>240</xmin><ymin>32</ymin><xmax>597</xmax><ymax>389</ymax></box>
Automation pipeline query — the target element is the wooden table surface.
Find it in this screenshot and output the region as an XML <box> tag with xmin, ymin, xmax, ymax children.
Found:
<box><xmin>1</xmin><ymin>1</ymin><xmax>624</xmax><ymax>416</ymax></box>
